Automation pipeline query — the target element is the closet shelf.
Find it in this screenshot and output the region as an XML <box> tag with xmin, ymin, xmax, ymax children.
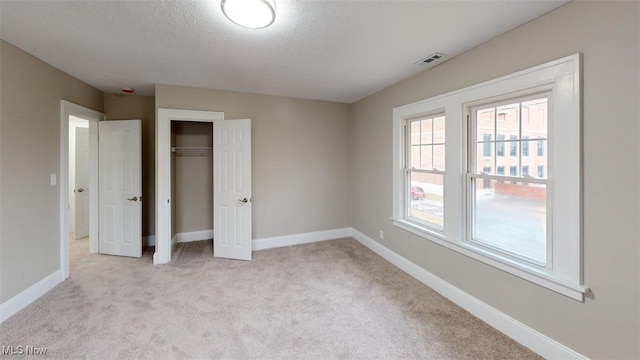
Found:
<box><xmin>171</xmin><ymin>146</ymin><xmax>213</xmax><ymax>153</ymax></box>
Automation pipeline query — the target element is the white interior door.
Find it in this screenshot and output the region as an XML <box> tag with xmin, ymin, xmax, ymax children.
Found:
<box><xmin>99</xmin><ymin>120</ymin><xmax>142</xmax><ymax>258</ymax></box>
<box><xmin>74</xmin><ymin>126</ymin><xmax>90</xmax><ymax>239</ymax></box>
<box><xmin>214</xmin><ymin>119</ymin><xmax>252</xmax><ymax>260</ymax></box>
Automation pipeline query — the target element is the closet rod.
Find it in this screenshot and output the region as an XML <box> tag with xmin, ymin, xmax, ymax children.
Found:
<box><xmin>171</xmin><ymin>146</ymin><xmax>213</xmax><ymax>152</ymax></box>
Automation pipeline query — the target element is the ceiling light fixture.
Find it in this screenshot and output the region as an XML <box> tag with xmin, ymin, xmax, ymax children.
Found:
<box><xmin>221</xmin><ymin>0</ymin><xmax>276</xmax><ymax>29</ymax></box>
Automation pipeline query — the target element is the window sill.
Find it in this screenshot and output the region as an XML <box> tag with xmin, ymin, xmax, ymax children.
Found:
<box><xmin>391</xmin><ymin>218</ymin><xmax>589</xmax><ymax>301</ymax></box>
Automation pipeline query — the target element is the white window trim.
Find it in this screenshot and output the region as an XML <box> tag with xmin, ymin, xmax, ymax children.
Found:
<box><xmin>393</xmin><ymin>54</ymin><xmax>588</xmax><ymax>301</ymax></box>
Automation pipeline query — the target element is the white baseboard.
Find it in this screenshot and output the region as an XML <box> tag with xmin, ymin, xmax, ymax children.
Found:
<box><xmin>350</xmin><ymin>228</ymin><xmax>587</xmax><ymax>360</ymax></box>
<box><xmin>0</xmin><ymin>269</ymin><xmax>63</xmax><ymax>324</ymax></box>
<box><xmin>171</xmin><ymin>234</ymin><xmax>178</xmax><ymax>251</ymax></box>
<box><xmin>253</xmin><ymin>228</ymin><xmax>352</xmax><ymax>251</ymax></box>
<box><xmin>176</xmin><ymin>229</ymin><xmax>213</xmax><ymax>243</ymax></box>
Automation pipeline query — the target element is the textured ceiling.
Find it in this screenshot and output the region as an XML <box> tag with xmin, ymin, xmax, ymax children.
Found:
<box><xmin>0</xmin><ymin>0</ymin><xmax>568</xmax><ymax>103</ymax></box>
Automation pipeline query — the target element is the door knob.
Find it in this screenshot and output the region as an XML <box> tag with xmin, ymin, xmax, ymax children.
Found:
<box><xmin>238</xmin><ymin>198</ymin><xmax>248</xmax><ymax>203</ymax></box>
<box><xmin>75</xmin><ymin>188</ymin><xmax>86</xmax><ymax>193</ymax></box>
<box><xmin>127</xmin><ymin>196</ymin><xmax>138</xmax><ymax>201</ymax></box>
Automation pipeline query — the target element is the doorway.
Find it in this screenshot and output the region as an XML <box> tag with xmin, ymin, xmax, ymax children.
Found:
<box><xmin>68</xmin><ymin>116</ymin><xmax>90</xmax><ymax>264</ymax></box>
<box><xmin>59</xmin><ymin>101</ymin><xmax>102</xmax><ymax>280</ymax></box>
<box><xmin>155</xmin><ymin>109</ymin><xmax>253</xmax><ymax>264</ymax></box>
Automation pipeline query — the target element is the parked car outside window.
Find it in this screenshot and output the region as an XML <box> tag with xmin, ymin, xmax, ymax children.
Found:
<box><xmin>411</xmin><ymin>186</ymin><xmax>425</xmax><ymax>200</ymax></box>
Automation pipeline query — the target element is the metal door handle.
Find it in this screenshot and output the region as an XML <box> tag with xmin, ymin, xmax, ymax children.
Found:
<box><xmin>76</xmin><ymin>188</ymin><xmax>86</xmax><ymax>193</ymax></box>
<box><xmin>127</xmin><ymin>196</ymin><xmax>138</xmax><ymax>201</ymax></box>
<box><xmin>238</xmin><ymin>198</ymin><xmax>248</xmax><ymax>203</ymax></box>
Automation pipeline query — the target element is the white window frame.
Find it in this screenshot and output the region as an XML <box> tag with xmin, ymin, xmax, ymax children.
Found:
<box><xmin>393</xmin><ymin>54</ymin><xmax>588</xmax><ymax>301</ymax></box>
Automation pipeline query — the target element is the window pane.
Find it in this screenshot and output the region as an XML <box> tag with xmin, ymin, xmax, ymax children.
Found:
<box><xmin>473</xmin><ymin>179</ymin><xmax>546</xmax><ymax>264</ymax></box>
<box><xmin>410</xmin><ymin>121</ymin><xmax>421</xmax><ymax>145</ymax></box>
<box><xmin>496</xmin><ymin>103</ymin><xmax>520</xmax><ymax>136</ymax></box>
<box><xmin>476</xmin><ymin>108</ymin><xmax>495</xmax><ymax>142</ymax></box>
<box><xmin>433</xmin><ymin>116</ymin><xmax>446</xmax><ymax>144</ymax></box>
<box><xmin>481</xmin><ymin>134</ymin><xmax>492</xmax><ymax>157</ymax></box>
<box><xmin>409</xmin><ymin>173</ymin><xmax>444</xmax><ymax>227</ymax></box>
<box><xmin>410</xmin><ymin>145</ymin><xmax>421</xmax><ymax>168</ymax></box>
<box><xmin>433</xmin><ymin>144</ymin><xmax>445</xmax><ymax>171</ymax></box>
<box><xmin>522</xmin><ymin>98</ymin><xmax>547</xmax><ymax>140</ymax></box>
<box><xmin>421</xmin><ymin>118</ymin><xmax>433</xmax><ymax>145</ymax></box>
<box><xmin>477</xmin><ymin>143</ymin><xmax>494</xmax><ymax>174</ymax></box>
<box><xmin>420</xmin><ymin>145</ymin><xmax>433</xmax><ymax>170</ymax></box>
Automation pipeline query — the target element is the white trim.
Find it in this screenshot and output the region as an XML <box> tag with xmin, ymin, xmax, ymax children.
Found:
<box><xmin>0</xmin><ymin>270</ymin><xmax>63</xmax><ymax>324</ymax></box>
<box><xmin>351</xmin><ymin>229</ymin><xmax>587</xmax><ymax>360</ymax></box>
<box><xmin>155</xmin><ymin>108</ymin><xmax>225</xmax><ymax>265</ymax></box>
<box><xmin>253</xmin><ymin>228</ymin><xmax>352</xmax><ymax>251</ymax></box>
<box><xmin>176</xmin><ymin>230</ymin><xmax>214</xmax><ymax>243</ymax></box>
<box><xmin>60</xmin><ymin>101</ymin><xmax>103</xmax><ymax>280</ymax></box>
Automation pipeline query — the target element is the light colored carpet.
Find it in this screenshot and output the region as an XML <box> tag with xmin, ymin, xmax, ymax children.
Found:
<box><xmin>1</xmin><ymin>237</ymin><xmax>540</xmax><ymax>359</ymax></box>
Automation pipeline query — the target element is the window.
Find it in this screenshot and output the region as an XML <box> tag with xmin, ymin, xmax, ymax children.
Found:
<box><xmin>509</xmin><ymin>165</ymin><xmax>518</xmax><ymax>183</ymax></box>
<box><xmin>482</xmin><ymin>134</ymin><xmax>492</xmax><ymax>156</ymax></box>
<box><xmin>509</xmin><ymin>135</ymin><xmax>518</xmax><ymax>156</ymax></box>
<box><xmin>393</xmin><ymin>54</ymin><xmax>585</xmax><ymax>300</ymax></box>
<box><xmin>537</xmin><ymin>138</ymin><xmax>545</xmax><ymax>156</ymax></box>
<box><xmin>470</xmin><ymin>95</ymin><xmax>549</xmax><ymax>265</ymax></box>
<box><xmin>482</xmin><ymin>166</ymin><xmax>492</xmax><ymax>189</ymax></box>
<box><xmin>406</xmin><ymin>114</ymin><xmax>446</xmax><ymax>231</ymax></box>
<box><xmin>496</xmin><ymin>135</ymin><xmax>505</xmax><ymax>156</ymax></box>
<box><xmin>522</xmin><ymin>136</ymin><xmax>529</xmax><ymax>156</ymax></box>
<box><xmin>496</xmin><ymin>166</ymin><xmax>505</xmax><ymax>183</ymax></box>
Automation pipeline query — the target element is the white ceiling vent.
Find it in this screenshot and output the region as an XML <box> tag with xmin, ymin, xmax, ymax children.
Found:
<box><xmin>415</xmin><ymin>52</ymin><xmax>447</xmax><ymax>65</ymax></box>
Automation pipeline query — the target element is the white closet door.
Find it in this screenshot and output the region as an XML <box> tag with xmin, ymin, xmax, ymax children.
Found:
<box><xmin>98</xmin><ymin>120</ymin><xmax>142</xmax><ymax>258</ymax></box>
<box><xmin>214</xmin><ymin>119</ymin><xmax>252</xmax><ymax>260</ymax></box>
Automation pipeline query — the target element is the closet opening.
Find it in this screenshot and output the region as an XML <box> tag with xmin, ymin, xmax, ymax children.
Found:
<box><xmin>171</xmin><ymin>121</ymin><xmax>214</xmax><ymax>248</ymax></box>
<box><xmin>155</xmin><ymin>108</ymin><xmax>252</xmax><ymax>264</ymax></box>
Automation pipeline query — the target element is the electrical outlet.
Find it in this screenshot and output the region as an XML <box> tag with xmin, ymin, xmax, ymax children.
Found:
<box><xmin>379</xmin><ymin>230</ymin><xmax>384</xmax><ymax>240</ymax></box>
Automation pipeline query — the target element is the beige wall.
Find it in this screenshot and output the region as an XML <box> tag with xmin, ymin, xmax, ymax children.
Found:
<box><xmin>156</xmin><ymin>85</ymin><xmax>351</xmax><ymax>239</ymax></box>
<box><xmin>0</xmin><ymin>41</ymin><xmax>104</xmax><ymax>302</ymax></box>
<box><xmin>104</xmin><ymin>94</ymin><xmax>155</xmax><ymax>238</ymax></box>
<box><xmin>172</xmin><ymin>122</ymin><xmax>213</xmax><ymax>233</ymax></box>
<box><xmin>350</xmin><ymin>1</ymin><xmax>639</xmax><ymax>358</ymax></box>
